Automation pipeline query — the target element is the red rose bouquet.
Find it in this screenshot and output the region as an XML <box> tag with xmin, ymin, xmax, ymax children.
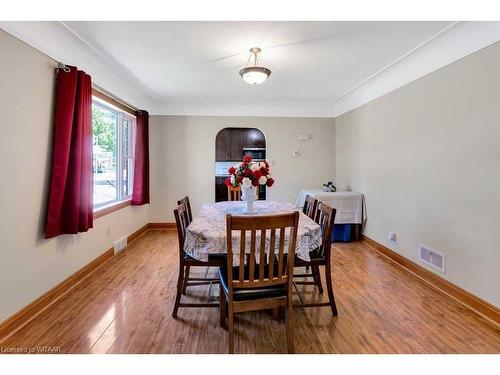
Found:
<box><xmin>225</xmin><ymin>155</ymin><xmax>275</xmax><ymax>189</ymax></box>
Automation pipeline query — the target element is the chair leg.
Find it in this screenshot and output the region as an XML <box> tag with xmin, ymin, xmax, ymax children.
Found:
<box><xmin>325</xmin><ymin>261</ymin><xmax>338</xmax><ymax>316</ymax></box>
<box><xmin>182</xmin><ymin>265</ymin><xmax>191</xmax><ymax>294</ymax></box>
<box><xmin>172</xmin><ymin>264</ymin><xmax>184</xmax><ymax>318</ymax></box>
<box><xmin>219</xmin><ymin>287</ymin><xmax>226</xmax><ymax>328</ymax></box>
<box><xmin>312</xmin><ymin>265</ymin><xmax>323</xmax><ymax>293</ymax></box>
<box><xmin>285</xmin><ymin>299</ymin><xmax>295</xmax><ymax>354</ymax></box>
<box><xmin>228</xmin><ymin>303</ymin><xmax>235</xmax><ymax>354</ymax></box>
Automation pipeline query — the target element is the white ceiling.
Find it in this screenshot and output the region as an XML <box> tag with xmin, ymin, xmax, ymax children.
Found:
<box><xmin>3</xmin><ymin>21</ymin><xmax>499</xmax><ymax>116</ymax></box>
<box><xmin>63</xmin><ymin>21</ymin><xmax>452</xmax><ymax>106</ymax></box>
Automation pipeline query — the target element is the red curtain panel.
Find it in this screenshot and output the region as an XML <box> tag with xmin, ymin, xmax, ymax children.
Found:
<box><xmin>132</xmin><ymin>110</ymin><xmax>150</xmax><ymax>205</ymax></box>
<box><xmin>45</xmin><ymin>66</ymin><xmax>93</xmax><ymax>238</ymax></box>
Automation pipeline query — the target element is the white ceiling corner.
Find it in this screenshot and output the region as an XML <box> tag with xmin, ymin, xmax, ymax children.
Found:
<box><xmin>0</xmin><ymin>21</ymin><xmax>158</xmax><ymax>110</ymax></box>
<box><xmin>331</xmin><ymin>21</ymin><xmax>500</xmax><ymax>117</ymax></box>
<box><xmin>58</xmin><ymin>21</ymin><xmax>160</xmax><ymax>102</ymax></box>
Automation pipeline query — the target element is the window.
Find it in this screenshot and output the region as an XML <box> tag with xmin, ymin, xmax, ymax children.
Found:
<box><xmin>92</xmin><ymin>96</ymin><xmax>135</xmax><ymax>210</ymax></box>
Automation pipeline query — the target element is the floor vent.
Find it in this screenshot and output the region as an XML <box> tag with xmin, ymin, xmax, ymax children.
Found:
<box><xmin>419</xmin><ymin>244</ymin><xmax>445</xmax><ymax>273</ymax></box>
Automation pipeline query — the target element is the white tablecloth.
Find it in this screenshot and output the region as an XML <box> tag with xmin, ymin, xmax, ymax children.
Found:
<box><xmin>184</xmin><ymin>201</ymin><xmax>322</xmax><ymax>263</ymax></box>
<box><xmin>295</xmin><ymin>189</ymin><xmax>363</xmax><ymax>224</ymax></box>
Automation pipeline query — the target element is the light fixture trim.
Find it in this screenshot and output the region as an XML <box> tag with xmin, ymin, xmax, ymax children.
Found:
<box><xmin>239</xmin><ymin>66</ymin><xmax>272</xmax><ymax>78</ymax></box>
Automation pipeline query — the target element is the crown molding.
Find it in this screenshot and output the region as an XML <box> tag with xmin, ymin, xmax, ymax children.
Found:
<box><xmin>149</xmin><ymin>101</ymin><xmax>335</xmax><ymax>118</ymax></box>
<box><xmin>2</xmin><ymin>21</ymin><xmax>500</xmax><ymax>119</ymax></box>
<box><xmin>0</xmin><ymin>21</ymin><xmax>157</xmax><ymax>111</ymax></box>
<box><xmin>149</xmin><ymin>21</ymin><xmax>500</xmax><ymax>118</ymax></box>
<box><xmin>58</xmin><ymin>22</ymin><xmax>160</xmax><ymax>101</ymax></box>
<box><xmin>331</xmin><ymin>21</ymin><xmax>500</xmax><ymax>117</ymax></box>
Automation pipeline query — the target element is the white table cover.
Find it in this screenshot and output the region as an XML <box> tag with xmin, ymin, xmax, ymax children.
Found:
<box><xmin>295</xmin><ymin>190</ymin><xmax>363</xmax><ymax>224</ymax></box>
<box><xmin>184</xmin><ymin>201</ymin><xmax>322</xmax><ymax>263</ymax></box>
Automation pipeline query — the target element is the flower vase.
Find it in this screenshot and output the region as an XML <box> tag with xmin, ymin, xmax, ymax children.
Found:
<box><xmin>241</xmin><ymin>185</ymin><xmax>257</xmax><ymax>214</ymax></box>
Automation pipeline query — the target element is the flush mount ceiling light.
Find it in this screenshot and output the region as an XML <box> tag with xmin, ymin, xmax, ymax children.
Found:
<box><xmin>239</xmin><ymin>47</ymin><xmax>271</xmax><ymax>85</ymax></box>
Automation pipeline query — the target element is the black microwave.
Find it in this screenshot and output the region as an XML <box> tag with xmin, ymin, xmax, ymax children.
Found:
<box><xmin>243</xmin><ymin>147</ymin><xmax>266</xmax><ymax>160</ymax></box>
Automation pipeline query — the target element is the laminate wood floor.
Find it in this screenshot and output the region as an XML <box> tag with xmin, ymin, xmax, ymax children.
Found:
<box><xmin>2</xmin><ymin>230</ymin><xmax>499</xmax><ymax>353</ymax></box>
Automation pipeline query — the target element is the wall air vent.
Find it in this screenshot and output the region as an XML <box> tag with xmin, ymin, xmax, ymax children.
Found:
<box><xmin>113</xmin><ymin>236</ymin><xmax>128</xmax><ymax>254</ymax></box>
<box><xmin>419</xmin><ymin>244</ymin><xmax>445</xmax><ymax>273</ymax></box>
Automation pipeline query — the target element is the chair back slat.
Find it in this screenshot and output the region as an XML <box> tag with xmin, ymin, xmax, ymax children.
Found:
<box><xmin>303</xmin><ymin>195</ymin><xmax>318</xmax><ymax>219</ymax></box>
<box><xmin>314</xmin><ymin>203</ymin><xmax>336</xmax><ymax>257</ymax></box>
<box><xmin>277</xmin><ymin>227</ymin><xmax>285</xmax><ymax>277</ymax></box>
<box><xmin>176</xmin><ymin>196</ymin><xmax>193</xmax><ymax>224</ymax></box>
<box><xmin>173</xmin><ymin>203</ymin><xmax>190</xmax><ymax>259</ymax></box>
<box><xmin>268</xmin><ymin>229</ymin><xmax>276</xmax><ymax>278</ymax></box>
<box><xmin>225</xmin><ymin>212</ymin><xmax>300</xmax><ymax>290</ymax></box>
<box><xmin>249</xmin><ymin>230</ymin><xmax>256</xmax><ymax>282</ymax></box>
<box><xmin>259</xmin><ymin>230</ymin><xmax>266</xmax><ymax>281</ymax></box>
<box><xmin>227</xmin><ymin>185</ymin><xmax>241</xmax><ymax>201</ymax></box>
<box><xmin>239</xmin><ymin>230</ymin><xmax>246</xmax><ymax>282</ymax></box>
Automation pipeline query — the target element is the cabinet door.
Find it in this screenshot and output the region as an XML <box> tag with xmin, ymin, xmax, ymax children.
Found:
<box><xmin>243</xmin><ymin>128</ymin><xmax>266</xmax><ymax>148</ymax></box>
<box><xmin>229</xmin><ymin>128</ymin><xmax>244</xmax><ymax>161</ymax></box>
<box><xmin>215</xmin><ymin>129</ymin><xmax>230</xmax><ymax>161</ymax></box>
<box><xmin>215</xmin><ymin>177</ymin><xmax>228</xmax><ymax>202</ymax></box>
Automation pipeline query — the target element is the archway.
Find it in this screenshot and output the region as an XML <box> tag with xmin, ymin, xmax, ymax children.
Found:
<box><xmin>214</xmin><ymin>127</ymin><xmax>267</xmax><ymax>202</ymax></box>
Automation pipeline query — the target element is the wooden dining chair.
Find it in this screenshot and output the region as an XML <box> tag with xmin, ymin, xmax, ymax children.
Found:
<box><xmin>219</xmin><ymin>211</ymin><xmax>300</xmax><ymax>354</ymax></box>
<box><xmin>302</xmin><ymin>195</ymin><xmax>318</xmax><ymax>275</ymax></box>
<box><xmin>177</xmin><ymin>196</ymin><xmax>193</xmax><ymax>224</ymax></box>
<box><xmin>293</xmin><ymin>203</ymin><xmax>338</xmax><ymax>316</ymax></box>
<box><xmin>177</xmin><ymin>196</ymin><xmax>194</xmax><ymax>293</ymax></box>
<box><xmin>172</xmin><ymin>202</ymin><xmax>225</xmax><ymax>318</ymax></box>
<box><xmin>303</xmin><ymin>195</ymin><xmax>318</xmax><ymax>219</ymax></box>
<box><xmin>227</xmin><ymin>185</ymin><xmax>241</xmax><ymax>201</ymax></box>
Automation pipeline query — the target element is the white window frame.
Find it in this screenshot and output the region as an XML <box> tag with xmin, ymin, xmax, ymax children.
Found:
<box><xmin>92</xmin><ymin>96</ymin><xmax>136</xmax><ymax>210</ymax></box>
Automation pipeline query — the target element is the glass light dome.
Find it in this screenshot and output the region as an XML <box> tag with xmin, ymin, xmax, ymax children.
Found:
<box><xmin>239</xmin><ymin>66</ymin><xmax>272</xmax><ymax>85</ymax></box>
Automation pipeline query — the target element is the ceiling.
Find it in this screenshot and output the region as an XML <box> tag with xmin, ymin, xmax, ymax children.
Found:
<box><xmin>63</xmin><ymin>21</ymin><xmax>453</xmax><ymax>107</ymax></box>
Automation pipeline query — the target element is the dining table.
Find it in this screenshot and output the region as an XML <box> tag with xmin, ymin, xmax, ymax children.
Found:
<box><xmin>183</xmin><ymin>200</ymin><xmax>322</xmax><ymax>264</ymax></box>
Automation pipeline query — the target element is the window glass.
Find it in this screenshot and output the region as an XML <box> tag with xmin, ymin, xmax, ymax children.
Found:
<box><xmin>92</xmin><ymin>103</ymin><xmax>118</xmax><ymax>206</ymax></box>
<box><xmin>122</xmin><ymin>116</ymin><xmax>134</xmax><ymax>198</ymax></box>
<box><xmin>92</xmin><ymin>98</ymin><xmax>135</xmax><ymax>209</ymax></box>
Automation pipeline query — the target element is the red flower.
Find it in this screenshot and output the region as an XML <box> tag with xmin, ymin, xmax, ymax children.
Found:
<box><xmin>244</xmin><ymin>169</ymin><xmax>252</xmax><ymax>177</ymax></box>
<box><xmin>260</xmin><ymin>167</ymin><xmax>269</xmax><ymax>176</ymax></box>
<box><xmin>228</xmin><ymin>166</ymin><xmax>235</xmax><ymax>174</ymax></box>
<box><xmin>252</xmin><ymin>179</ymin><xmax>259</xmax><ymax>187</ymax></box>
<box><xmin>266</xmin><ymin>178</ymin><xmax>274</xmax><ymax>187</ymax></box>
<box><xmin>225</xmin><ymin>178</ymin><xmax>232</xmax><ymax>187</ymax></box>
<box><xmin>243</xmin><ymin>155</ymin><xmax>252</xmax><ymax>163</ymax></box>
<box><xmin>253</xmin><ymin>170</ymin><xmax>261</xmax><ymax>179</ymax></box>
<box><xmin>236</xmin><ymin>176</ymin><xmax>243</xmax><ymax>184</ymax></box>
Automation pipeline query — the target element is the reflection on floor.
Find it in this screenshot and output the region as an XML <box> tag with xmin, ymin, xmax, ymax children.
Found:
<box><xmin>2</xmin><ymin>230</ymin><xmax>499</xmax><ymax>353</ymax></box>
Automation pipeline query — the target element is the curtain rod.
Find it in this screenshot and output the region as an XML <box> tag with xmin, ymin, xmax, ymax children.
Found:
<box><xmin>57</xmin><ymin>62</ymin><xmax>71</xmax><ymax>72</ymax></box>
<box><xmin>57</xmin><ymin>61</ymin><xmax>139</xmax><ymax>113</ymax></box>
<box><xmin>91</xmin><ymin>84</ymin><xmax>139</xmax><ymax>113</ymax></box>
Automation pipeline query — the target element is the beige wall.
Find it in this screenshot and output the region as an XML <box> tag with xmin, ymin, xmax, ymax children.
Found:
<box><xmin>335</xmin><ymin>42</ymin><xmax>500</xmax><ymax>307</ymax></box>
<box><xmin>0</xmin><ymin>30</ymin><xmax>150</xmax><ymax>322</ymax></box>
<box><xmin>149</xmin><ymin>116</ymin><xmax>335</xmax><ymax>222</ymax></box>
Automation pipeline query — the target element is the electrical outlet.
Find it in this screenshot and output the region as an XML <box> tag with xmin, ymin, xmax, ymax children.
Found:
<box><xmin>388</xmin><ymin>232</ymin><xmax>396</xmax><ymax>242</ymax></box>
<box><xmin>113</xmin><ymin>236</ymin><xmax>128</xmax><ymax>254</ymax></box>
